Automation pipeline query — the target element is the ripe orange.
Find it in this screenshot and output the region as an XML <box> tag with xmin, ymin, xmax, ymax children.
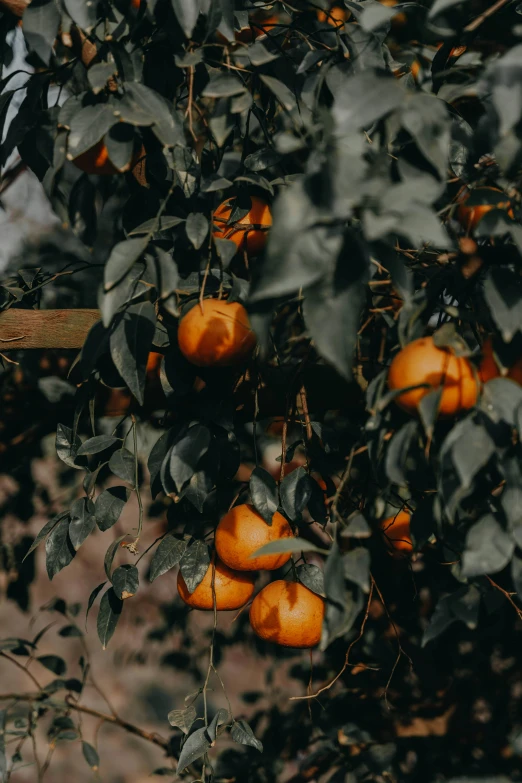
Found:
<box><xmin>71</xmin><ymin>140</ymin><xmax>120</xmax><ymax>176</ymax></box>
<box><xmin>479</xmin><ymin>338</ymin><xmax>522</xmax><ymax>386</ymax></box>
<box><xmin>177</xmin><ymin>298</ymin><xmax>256</xmax><ymax>367</ymax></box>
<box><xmin>388</xmin><ymin>336</ymin><xmax>478</xmax><ymax>417</ymax></box>
<box><xmin>71</xmin><ymin>140</ymin><xmax>144</xmax><ymax>176</ymax></box>
<box><xmin>249</xmin><ymin>580</ymin><xmax>325</xmax><ymax>648</ymax></box>
<box><xmin>380</xmin><ymin>511</ymin><xmax>413</xmax><ymax>555</ymax></box>
<box><xmin>316</xmin><ymin>5</ymin><xmax>350</xmax><ymax>26</ymax></box>
<box><xmin>215</xmin><ymin>503</ymin><xmax>294</xmax><ymax>571</ymax></box>
<box><xmin>457</xmin><ymin>187</ymin><xmax>514</xmax><ymax>232</ymax></box>
<box><xmin>213</xmin><ymin>197</ymin><xmax>272</xmax><ymax>258</ymax></box>
<box><xmin>177</xmin><ymin>557</ymin><xmax>255</xmax><ymax>610</ymax></box>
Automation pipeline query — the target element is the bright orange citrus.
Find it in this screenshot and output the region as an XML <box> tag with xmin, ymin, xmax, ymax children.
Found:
<box><xmin>317</xmin><ymin>5</ymin><xmax>350</xmax><ymax>26</ymax></box>
<box><xmin>71</xmin><ymin>140</ymin><xmax>120</xmax><ymax>176</ymax></box>
<box><xmin>213</xmin><ymin>197</ymin><xmax>272</xmax><ymax>258</ymax></box>
<box><xmin>215</xmin><ymin>503</ymin><xmax>294</xmax><ymax>571</ymax></box>
<box><xmin>380</xmin><ymin>511</ymin><xmax>413</xmax><ymax>555</ymax></box>
<box><xmin>177</xmin><ymin>557</ymin><xmax>255</xmax><ymax>610</ymax></box>
<box><xmin>388</xmin><ymin>336</ymin><xmax>478</xmax><ymax>416</ymax></box>
<box><xmin>177</xmin><ymin>299</ymin><xmax>256</xmax><ymax>367</ymax></box>
<box><xmin>457</xmin><ymin>187</ymin><xmax>514</xmax><ymax>232</ymax></box>
<box><xmin>479</xmin><ymin>338</ymin><xmax>522</xmax><ymax>386</ymax></box>
<box><xmin>249</xmin><ymin>580</ymin><xmax>325</xmax><ymax>648</ymax></box>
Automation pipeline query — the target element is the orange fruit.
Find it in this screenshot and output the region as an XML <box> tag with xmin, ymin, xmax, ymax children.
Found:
<box><xmin>388</xmin><ymin>336</ymin><xmax>478</xmax><ymax>417</ymax></box>
<box><xmin>249</xmin><ymin>580</ymin><xmax>325</xmax><ymax>648</ymax></box>
<box><xmin>213</xmin><ymin>197</ymin><xmax>272</xmax><ymax>258</ymax></box>
<box><xmin>71</xmin><ymin>140</ymin><xmax>120</xmax><ymax>176</ymax></box>
<box><xmin>101</xmin><ymin>388</ymin><xmax>133</xmax><ymax>417</ymax></box>
<box><xmin>177</xmin><ymin>557</ymin><xmax>255</xmax><ymax>610</ymax></box>
<box><xmin>131</xmin><ymin>0</ymin><xmax>140</xmax><ymax>7</ymax></box>
<box><xmin>457</xmin><ymin>187</ymin><xmax>514</xmax><ymax>232</ymax></box>
<box><xmin>177</xmin><ymin>299</ymin><xmax>256</xmax><ymax>367</ymax></box>
<box><xmin>479</xmin><ymin>338</ymin><xmax>500</xmax><ymax>383</ymax></box>
<box><xmin>316</xmin><ymin>5</ymin><xmax>350</xmax><ymax>26</ymax></box>
<box><xmin>479</xmin><ymin>338</ymin><xmax>522</xmax><ymax>385</ymax></box>
<box><xmin>71</xmin><ymin>140</ymin><xmax>144</xmax><ymax>176</ymax></box>
<box><xmin>380</xmin><ymin>511</ymin><xmax>413</xmax><ymax>555</ymax></box>
<box><xmin>215</xmin><ymin>503</ymin><xmax>294</xmax><ymax>571</ymax></box>
<box><xmin>410</xmin><ymin>60</ymin><xmax>421</xmax><ymax>81</ymax></box>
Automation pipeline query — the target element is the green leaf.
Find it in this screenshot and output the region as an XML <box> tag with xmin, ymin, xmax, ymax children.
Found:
<box><xmin>129</xmin><ymin>216</ymin><xmax>185</xmax><ymax>235</ymax></box>
<box><xmin>462</xmin><ymin>515</ymin><xmax>514</xmax><ymax>578</ymax></box>
<box><xmin>88</xmin><ymin>62</ymin><xmax>117</xmax><ymax>94</ymax></box>
<box><xmin>120</xmin><ymin>83</ymin><xmax>184</xmax><ymax>147</ymax></box>
<box><xmin>249</xmin><ymin>179</ymin><xmax>342</xmax><ymax>302</ymax></box>
<box><xmin>37</xmin><ymin>655</ymin><xmax>66</xmax><ymax>675</ymax></box>
<box><xmin>104</xmin><ymin>536</ymin><xmax>128</xmax><ymax>580</ymax></box>
<box><xmin>230</xmin><ymin>719</ymin><xmax>263</xmax><ymax>753</ymax></box>
<box><xmin>150</xmin><ymin>535</ymin><xmax>187</xmax><ymax>582</ymax></box>
<box><xmin>185</xmin><ymin>213</ymin><xmax>209</xmax><ymax>249</ymax></box>
<box><xmin>77</xmin><ymin>435</ymin><xmax>120</xmax><ymax>456</ymax></box>
<box><xmin>168</xmin><ymin>705</ymin><xmax>197</xmax><ymax>734</ymax></box>
<box><xmin>69</xmin><ymin>498</ymin><xmax>96</xmax><ymax>551</ymax></box>
<box><xmin>104</xmin><ymin>238</ymin><xmax>149</xmax><ymax>293</ymax></box>
<box><xmin>22</xmin><ymin>0</ymin><xmax>60</xmax><ymax>65</ymax></box>
<box><xmin>97</xmin><ymin>588</ymin><xmax>123</xmax><ymax>649</ymax></box>
<box><xmin>95</xmin><ymin>487</ymin><xmax>130</xmax><ymax>532</ymax></box>
<box><xmin>163</xmin><ymin>424</ymin><xmax>211</xmax><ymax>492</ymax></box>
<box><xmin>343</xmin><ymin>549</ymin><xmax>371</xmax><ymax>593</ymax></box>
<box><xmin>203</xmin><ymin>74</ymin><xmax>248</xmax><ymax>99</ymax></box>
<box><xmin>303</xmin><ymin>261</ymin><xmax>367</xmax><ymax>381</ymax></box>
<box><xmin>112</xmin><ymin>565</ymin><xmax>139</xmax><ymax>600</ymax></box>
<box><xmin>45</xmin><ymin>518</ymin><xmax>75</xmax><ymax>580</ymax></box>
<box><xmin>108</xmin><ymin>449</ymin><xmax>136</xmax><ymax>485</ymax></box>
<box><xmin>58</xmin><ymin>625</ymin><xmax>83</xmax><ymax>638</ymax></box>
<box><xmin>251</xmin><ymin>538</ymin><xmax>328</xmax><ymax>558</ymax></box>
<box><xmin>297</xmin><ymin>564</ymin><xmax>325</xmax><ymax>597</ymax></box>
<box><xmin>260</xmin><ymin>75</ymin><xmax>297</xmax><ymax>112</ymax></box>
<box><xmin>179</xmin><ymin>540</ymin><xmax>210</xmax><ymax>594</ymax></box>
<box><xmin>86</xmin><ymin>581</ymin><xmax>107</xmax><ymax>626</ymax></box>
<box><xmin>171</xmin><ymin>0</ymin><xmax>201</xmax><ymax>38</ymax></box>
<box><xmin>23</xmin><ymin>512</ymin><xmax>67</xmax><ymax>562</ymax></box>
<box><xmin>177</xmin><ymin>726</ymin><xmax>210</xmax><ymax>773</ymax></box>
<box><xmin>56</xmin><ymin>424</ymin><xmax>85</xmax><ymax>470</ymax></box>
<box><xmin>82</xmin><ymin>741</ymin><xmax>100</xmax><ymax>771</ymax></box>
<box><xmin>341</xmin><ymin>511</ymin><xmax>371</xmax><ymax>539</ymax></box>
<box><xmin>67</xmin><ymin>104</ymin><xmax>117</xmax><ymax>159</ymax></box>
<box><xmin>249</xmin><ymin>467</ymin><xmax>278</xmax><ymax>525</ymax></box>
<box><xmin>332</xmin><ymin>70</ymin><xmax>404</xmax><ymax>132</ymax></box>
<box><xmin>63</xmin><ymin>0</ymin><xmax>97</xmax><ymax>32</ymax></box>
<box><xmin>280</xmin><ymin>467</ymin><xmax>312</xmax><ymax>521</ymax></box>
<box><xmin>483</xmin><ymin>268</ymin><xmax>522</xmax><ymax>344</ymax></box>
<box><xmin>110</xmin><ymin>302</ymin><xmax>156</xmax><ymax>406</ymax></box>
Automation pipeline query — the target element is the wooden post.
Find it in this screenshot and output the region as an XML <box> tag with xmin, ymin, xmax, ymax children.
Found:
<box><xmin>0</xmin><ymin>309</ymin><xmax>100</xmax><ymax>350</ymax></box>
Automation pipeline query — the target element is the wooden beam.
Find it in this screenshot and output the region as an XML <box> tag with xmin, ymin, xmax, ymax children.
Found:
<box><xmin>0</xmin><ymin>309</ymin><xmax>100</xmax><ymax>350</ymax></box>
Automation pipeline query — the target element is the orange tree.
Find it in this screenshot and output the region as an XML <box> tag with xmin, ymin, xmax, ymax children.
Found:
<box><xmin>2</xmin><ymin>0</ymin><xmax>522</xmax><ymax>780</ymax></box>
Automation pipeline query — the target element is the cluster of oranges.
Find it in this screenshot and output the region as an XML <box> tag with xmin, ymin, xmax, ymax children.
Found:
<box><xmin>177</xmin><ymin>504</ymin><xmax>325</xmax><ymax>649</ymax></box>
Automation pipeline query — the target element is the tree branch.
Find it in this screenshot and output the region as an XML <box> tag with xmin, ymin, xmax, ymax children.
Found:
<box><xmin>0</xmin><ymin>691</ymin><xmax>171</xmax><ymax>753</ymax></box>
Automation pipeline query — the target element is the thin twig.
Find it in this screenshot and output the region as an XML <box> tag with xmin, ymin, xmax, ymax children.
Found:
<box><xmin>372</xmin><ymin>577</ymin><xmax>413</xmax><ymax>710</ymax></box>
<box><xmin>290</xmin><ymin>580</ymin><xmax>376</xmax><ymax>701</ymax></box>
<box><xmin>486</xmin><ymin>574</ymin><xmax>522</xmax><ymax>620</ymax></box>
<box><xmin>464</xmin><ymin>0</ymin><xmax>511</xmax><ymax>31</ymax></box>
